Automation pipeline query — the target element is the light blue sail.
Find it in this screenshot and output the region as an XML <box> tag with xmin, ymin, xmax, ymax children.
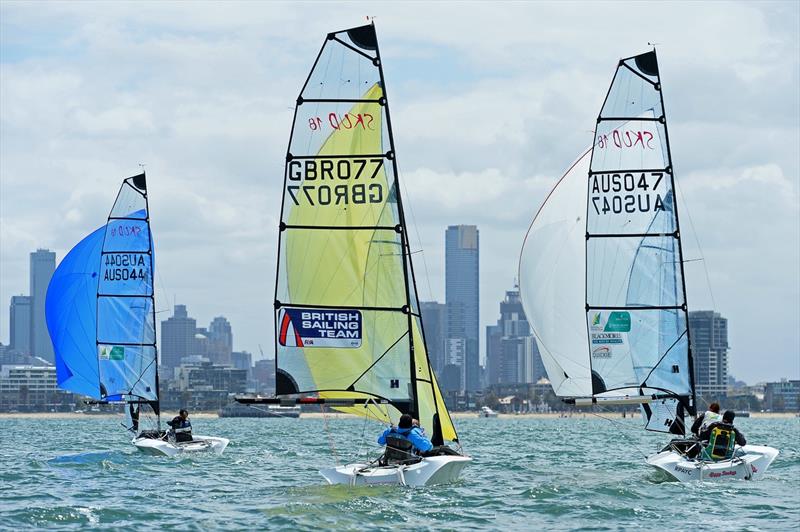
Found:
<box><xmin>47</xmin><ymin>173</ymin><xmax>158</xmax><ymax>402</ymax></box>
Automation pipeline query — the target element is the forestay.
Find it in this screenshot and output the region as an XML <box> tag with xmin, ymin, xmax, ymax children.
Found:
<box><xmin>47</xmin><ymin>173</ymin><xmax>159</xmax><ymax>405</ymax></box>
<box><xmin>274</xmin><ymin>24</ymin><xmax>456</xmax><ymax>444</ymax></box>
<box><xmin>519</xmin><ymin>51</ymin><xmax>695</xmax><ymax>435</ymax></box>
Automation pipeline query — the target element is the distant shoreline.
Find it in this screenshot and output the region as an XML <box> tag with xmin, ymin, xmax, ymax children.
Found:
<box><xmin>0</xmin><ymin>411</ymin><xmax>796</xmax><ymax>420</ymax></box>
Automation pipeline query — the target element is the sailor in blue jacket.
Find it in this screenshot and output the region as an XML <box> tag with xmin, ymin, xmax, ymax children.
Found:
<box><xmin>378</xmin><ymin>414</ymin><xmax>433</xmax><ymax>454</ymax></box>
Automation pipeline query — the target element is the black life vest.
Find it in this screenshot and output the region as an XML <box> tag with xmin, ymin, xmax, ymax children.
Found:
<box><xmin>170</xmin><ymin>417</ymin><xmax>192</xmax><ymax>442</ymax></box>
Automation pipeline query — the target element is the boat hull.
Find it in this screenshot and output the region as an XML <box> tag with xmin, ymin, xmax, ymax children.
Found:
<box><xmin>646</xmin><ymin>445</ymin><xmax>778</xmax><ymax>482</ymax></box>
<box><xmin>319</xmin><ymin>455</ymin><xmax>472</xmax><ymax>487</ymax></box>
<box><xmin>133</xmin><ymin>435</ymin><xmax>230</xmax><ymax>457</ymax></box>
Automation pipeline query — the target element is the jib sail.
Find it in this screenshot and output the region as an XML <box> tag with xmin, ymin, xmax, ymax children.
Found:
<box><xmin>47</xmin><ymin>173</ymin><xmax>159</xmax><ymax>408</ymax></box>
<box><xmin>519</xmin><ymin>51</ymin><xmax>695</xmax><ymax>435</ymax></box>
<box><xmin>274</xmin><ymin>23</ymin><xmax>457</xmax><ymax>443</ymax></box>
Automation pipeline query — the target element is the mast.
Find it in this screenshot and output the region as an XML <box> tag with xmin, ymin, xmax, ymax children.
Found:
<box><xmin>652</xmin><ymin>48</ymin><xmax>697</xmax><ymax>415</ymax></box>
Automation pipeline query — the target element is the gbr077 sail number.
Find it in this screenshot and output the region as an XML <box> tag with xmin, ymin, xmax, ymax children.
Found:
<box><xmin>591</xmin><ymin>172</ymin><xmax>666</xmax><ymax>215</ymax></box>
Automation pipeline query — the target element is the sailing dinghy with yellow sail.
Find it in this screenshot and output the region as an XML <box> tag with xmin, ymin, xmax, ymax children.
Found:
<box><xmin>236</xmin><ymin>23</ymin><xmax>470</xmax><ymax>486</ymax></box>
<box><xmin>518</xmin><ymin>50</ymin><xmax>777</xmax><ymax>481</ymax></box>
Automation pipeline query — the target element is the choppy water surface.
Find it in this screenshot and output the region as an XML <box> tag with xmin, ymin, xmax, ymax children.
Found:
<box><xmin>0</xmin><ymin>415</ymin><xmax>798</xmax><ymax>530</ymax></box>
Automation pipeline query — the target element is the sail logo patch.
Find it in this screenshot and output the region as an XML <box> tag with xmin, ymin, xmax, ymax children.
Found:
<box><xmin>99</xmin><ymin>345</ymin><xmax>125</xmax><ymax>361</ymax></box>
<box><xmin>278</xmin><ymin>308</ymin><xmax>362</xmax><ymax>348</ymax></box>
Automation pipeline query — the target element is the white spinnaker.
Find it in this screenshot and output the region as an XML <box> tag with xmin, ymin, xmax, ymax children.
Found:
<box><xmin>519</xmin><ymin>149</ymin><xmax>592</xmax><ymax>397</ymax></box>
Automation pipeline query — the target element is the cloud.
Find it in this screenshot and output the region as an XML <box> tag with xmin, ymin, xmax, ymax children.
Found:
<box><xmin>1</xmin><ymin>1</ymin><xmax>798</xmax><ymax>383</ymax></box>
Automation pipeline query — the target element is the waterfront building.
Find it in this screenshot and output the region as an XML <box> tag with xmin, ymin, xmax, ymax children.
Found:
<box><xmin>764</xmin><ymin>380</ymin><xmax>800</xmax><ymax>412</ymax></box>
<box><xmin>160</xmin><ymin>305</ymin><xmax>197</xmax><ymax>372</ymax></box>
<box><xmin>163</xmin><ymin>357</ymin><xmax>247</xmax><ymax>410</ymax></box>
<box><xmin>445</xmin><ymin>225</ymin><xmax>479</xmax><ymax>392</ymax></box>
<box><xmin>420</xmin><ymin>301</ymin><xmax>447</xmax><ymax>373</ymax></box>
<box><xmin>30</xmin><ymin>249</ymin><xmax>56</xmax><ymax>362</ymax></box>
<box><xmin>688</xmin><ymin>310</ymin><xmax>729</xmax><ymax>399</ymax></box>
<box><xmin>9</xmin><ymin>295</ymin><xmax>32</xmax><ymax>355</ymax></box>
<box><xmin>0</xmin><ymin>364</ymin><xmax>73</xmax><ymax>412</ymax></box>
<box><xmin>252</xmin><ymin>358</ymin><xmax>275</xmax><ymax>395</ymax></box>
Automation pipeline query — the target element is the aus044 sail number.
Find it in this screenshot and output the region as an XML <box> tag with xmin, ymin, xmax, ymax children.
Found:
<box><xmin>103</xmin><ymin>253</ymin><xmax>149</xmax><ymax>281</ymax></box>
<box><xmin>591</xmin><ymin>172</ymin><xmax>666</xmax><ymax>215</ymax></box>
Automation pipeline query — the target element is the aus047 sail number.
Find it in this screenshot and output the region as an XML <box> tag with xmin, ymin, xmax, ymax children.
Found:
<box><xmin>591</xmin><ymin>172</ymin><xmax>666</xmax><ymax>215</ymax></box>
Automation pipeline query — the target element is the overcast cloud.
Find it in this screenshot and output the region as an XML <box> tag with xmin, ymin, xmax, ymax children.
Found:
<box><xmin>1</xmin><ymin>1</ymin><xmax>798</xmax><ymax>383</ymax></box>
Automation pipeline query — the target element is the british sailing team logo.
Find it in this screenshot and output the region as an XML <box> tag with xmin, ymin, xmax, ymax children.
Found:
<box><xmin>278</xmin><ymin>308</ymin><xmax>362</xmax><ymax>348</ymax></box>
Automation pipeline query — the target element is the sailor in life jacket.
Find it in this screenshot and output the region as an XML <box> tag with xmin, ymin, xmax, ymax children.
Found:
<box><xmin>377</xmin><ymin>414</ymin><xmax>433</xmax><ymax>463</ymax></box>
<box><xmin>168</xmin><ymin>409</ymin><xmax>193</xmax><ymax>443</ymax></box>
<box><xmin>690</xmin><ymin>402</ymin><xmax>722</xmax><ymax>437</ymax></box>
<box><xmin>698</xmin><ymin>410</ymin><xmax>746</xmax><ymax>461</ymax></box>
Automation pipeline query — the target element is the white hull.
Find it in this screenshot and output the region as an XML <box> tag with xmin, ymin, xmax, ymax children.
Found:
<box><xmin>319</xmin><ymin>455</ymin><xmax>472</xmax><ymax>487</ymax></box>
<box><xmin>133</xmin><ymin>435</ymin><xmax>230</xmax><ymax>457</ymax></box>
<box><xmin>646</xmin><ymin>444</ymin><xmax>779</xmax><ymax>482</ymax></box>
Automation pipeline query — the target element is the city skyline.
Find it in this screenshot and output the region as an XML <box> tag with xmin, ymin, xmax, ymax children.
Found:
<box><xmin>1</xmin><ymin>2</ymin><xmax>798</xmax><ymax>383</ymax></box>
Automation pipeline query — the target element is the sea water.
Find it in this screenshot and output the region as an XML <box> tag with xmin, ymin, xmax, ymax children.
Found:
<box><xmin>0</xmin><ymin>415</ymin><xmax>798</xmax><ymax>530</ymax></box>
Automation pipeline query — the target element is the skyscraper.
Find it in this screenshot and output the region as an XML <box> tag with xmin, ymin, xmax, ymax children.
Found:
<box><xmin>689</xmin><ymin>310</ymin><xmax>729</xmax><ymax>399</ymax></box>
<box><xmin>30</xmin><ymin>249</ymin><xmax>55</xmax><ymax>361</ymax></box>
<box><xmin>420</xmin><ymin>301</ymin><xmax>446</xmax><ymax>373</ymax></box>
<box><xmin>486</xmin><ymin>288</ymin><xmax>540</xmax><ymax>386</ymax></box>
<box><xmin>445</xmin><ymin>225</ymin><xmax>479</xmax><ymax>393</ymax></box>
<box><xmin>208</xmin><ymin>316</ymin><xmax>233</xmax><ymax>365</ymax></box>
<box><xmin>161</xmin><ymin>305</ymin><xmax>197</xmax><ymax>374</ymax></box>
<box><xmin>9</xmin><ymin>296</ymin><xmax>32</xmax><ymax>355</ymax></box>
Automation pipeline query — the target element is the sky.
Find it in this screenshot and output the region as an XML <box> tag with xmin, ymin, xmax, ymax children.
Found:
<box><xmin>1</xmin><ymin>1</ymin><xmax>798</xmax><ymax>383</ymax></box>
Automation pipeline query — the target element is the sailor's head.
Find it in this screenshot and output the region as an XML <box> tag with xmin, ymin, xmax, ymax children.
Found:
<box><xmin>709</xmin><ymin>402</ymin><xmax>720</xmax><ymax>413</ymax></box>
<box><xmin>179</xmin><ymin>409</ymin><xmax>189</xmax><ymax>419</ymax></box>
<box><xmin>722</xmin><ymin>410</ymin><xmax>735</xmax><ymax>423</ymax></box>
<box><xmin>398</xmin><ymin>414</ymin><xmax>413</xmax><ymax>429</ymax></box>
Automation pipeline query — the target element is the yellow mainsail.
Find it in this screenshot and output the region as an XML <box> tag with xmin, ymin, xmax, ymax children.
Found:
<box><xmin>277</xmin><ymin>63</ymin><xmax>456</xmax><ymax>442</ymax></box>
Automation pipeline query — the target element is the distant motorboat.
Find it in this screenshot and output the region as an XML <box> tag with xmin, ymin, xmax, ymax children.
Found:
<box><xmin>478</xmin><ymin>407</ymin><xmax>499</xmax><ymax>418</ymax></box>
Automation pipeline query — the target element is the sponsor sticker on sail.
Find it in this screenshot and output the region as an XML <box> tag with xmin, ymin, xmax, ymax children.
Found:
<box><xmin>278</xmin><ymin>308</ymin><xmax>362</xmax><ymax>348</ymax></box>
<box><xmin>98</xmin><ymin>345</ymin><xmax>125</xmax><ymax>360</ymax></box>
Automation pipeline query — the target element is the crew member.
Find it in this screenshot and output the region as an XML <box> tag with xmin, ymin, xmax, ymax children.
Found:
<box><xmin>691</xmin><ymin>402</ymin><xmax>722</xmax><ymax>437</ymax></box>
<box><xmin>699</xmin><ymin>410</ymin><xmax>746</xmax><ymax>461</ymax></box>
<box><xmin>378</xmin><ymin>414</ymin><xmax>433</xmax><ymax>458</ymax></box>
<box><xmin>168</xmin><ymin>409</ymin><xmax>193</xmax><ymax>443</ymax></box>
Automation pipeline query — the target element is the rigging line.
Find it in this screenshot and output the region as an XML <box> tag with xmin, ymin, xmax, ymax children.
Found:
<box><xmin>396</xmin><ymin>166</ymin><xmax>435</xmax><ymax>303</ymax></box>
<box><xmin>320</xmin><ymin>403</ymin><xmax>340</xmax><ymax>466</ymax></box>
<box><xmin>673</xmin><ymin>172</ymin><xmax>717</xmax><ymax>310</ymax></box>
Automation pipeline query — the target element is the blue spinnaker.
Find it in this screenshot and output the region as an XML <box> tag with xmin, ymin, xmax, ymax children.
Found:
<box><xmin>46</xmin><ymin>226</ymin><xmax>105</xmax><ymax>399</ymax></box>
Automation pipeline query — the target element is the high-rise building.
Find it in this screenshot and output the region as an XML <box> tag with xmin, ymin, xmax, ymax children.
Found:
<box><xmin>30</xmin><ymin>249</ymin><xmax>55</xmax><ymax>361</ymax></box>
<box><xmin>231</xmin><ymin>351</ymin><xmax>252</xmax><ymax>372</ymax></box>
<box><xmin>10</xmin><ymin>296</ymin><xmax>32</xmax><ymax>355</ymax></box>
<box><xmin>486</xmin><ymin>288</ymin><xmax>541</xmax><ymax>386</ymax></box>
<box><xmin>161</xmin><ymin>305</ymin><xmax>197</xmax><ymax>373</ymax></box>
<box><xmin>208</xmin><ymin>316</ymin><xmax>233</xmax><ymax>365</ymax></box>
<box><xmin>689</xmin><ymin>310</ymin><xmax>729</xmax><ymax>399</ymax></box>
<box><xmin>420</xmin><ymin>301</ymin><xmax>446</xmax><ymax>373</ymax></box>
<box><xmin>445</xmin><ymin>225</ymin><xmax>479</xmax><ymax>392</ymax></box>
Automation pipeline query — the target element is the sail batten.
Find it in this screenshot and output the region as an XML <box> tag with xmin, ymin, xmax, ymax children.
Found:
<box><xmin>273</xmin><ymin>24</ymin><xmax>456</xmax><ymax>442</ymax></box>
<box><xmin>520</xmin><ymin>51</ymin><xmax>695</xmax><ymax>435</ymax></box>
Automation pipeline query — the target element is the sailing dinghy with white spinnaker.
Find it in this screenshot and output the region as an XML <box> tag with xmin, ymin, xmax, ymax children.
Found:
<box><xmin>46</xmin><ymin>172</ymin><xmax>229</xmax><ymax>457</ymax></box>
<box><xmin>236</xmin><ymin>23</ymin><xmax>470</xmax><ymax>486</ymax></box>
<box><xmin>518</xmin><ymin>50</ymin><xmax>777</xmax><ymax>482</ymax></box>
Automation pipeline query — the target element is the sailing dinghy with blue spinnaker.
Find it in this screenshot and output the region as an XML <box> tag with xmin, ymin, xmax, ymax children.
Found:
<box><xmin>518</xmin><ymin>50</ymin><xmax>777</xmax><ymax>482</ymax></box>
<box><xmin>46</xmin><ymin>172</ymin><xmax>229</xmax><ymax>457</ymax></box>
<box><xmin>236</xmin><ymin>23</ymin><xmax>470</xmax><ymax>486</ymax></box>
